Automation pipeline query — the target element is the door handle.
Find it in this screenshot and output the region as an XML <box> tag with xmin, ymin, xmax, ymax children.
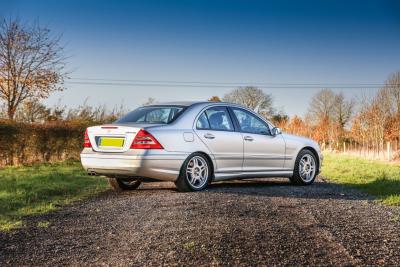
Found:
<box><xmin>204</xmin><ymin>133</ymin><xmax>215</xmax><ymax>139</ymax></box>
<box><xmin>244</xmin><ymin>136</ymin><xmax>254</xmax><ymax>141</ymax></box>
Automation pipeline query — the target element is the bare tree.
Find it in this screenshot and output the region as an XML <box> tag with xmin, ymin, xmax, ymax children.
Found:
<box><xmin>46</xmin><ymin>99</ymin><xmax>66</xmax><ymax>121</ymax></box>
<box><xmin>384</xmin><ymin>72</ymin><xmax>400</xmax><ymax>114</ymax></box>
<box><xmin>0</xmin><ymin>101</ymin><xmax>6</xmax><ymax>118</ymax></box>
<box><xmin>66</xmin><ymin>100</ymin><xmax>102</xmax><ymax>122</ymax></box>
<box><xmin>360</xmin><ymin>72</ymin><xmax>400</xmax><ymax>147</ymax></box>
<box><xmin>333</xmin><ymin>93</ymin><xmax>354</xmax><ymax>129</ymax></box>
<box><xmin>223</xmin><ymin>86</ymin><xmax>274</xmax><ymax>117</ymax></box>
<box><xmin>0</xmin><ymin>18</ymin><xmax>67</xmax><ymax>120</ymax></box>
<box><xmin>308</xmin><ymin>89</ymin><xmax>354</xmax><ymax>146</ymax></box>
<box><xmin>108</xmin><ymin>102</ymin><xmax>128</xmax><ymax>122</ymax></box>
<box><xmin>142</xmin><ymin>97</ymin><xmax>156</xmax><ymax>106</ymax></box>
<box><xmin>15</xmin><ymin>98</ymin><xmax>50</xmax><ymax>123</ymax></box>
<box><xmin>308</xmin><ymin>89</ymin><xmax>336</xmax><ymax>122</ymax></box>
<box><xmin>380</xmin><ymin>72</ymin><xmax>400</xmax><ymax>142</ymax></box>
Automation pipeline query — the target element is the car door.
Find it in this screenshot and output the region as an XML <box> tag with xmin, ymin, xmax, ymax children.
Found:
<box><xmin>194</xmin><ymin>106</ymin><xmax>243</xmax><ymax>173</ymax></box>
<box><xmin>230</xmin><ymin>107</ymin><xmax>286</xmax><ymax>171</ymax></box>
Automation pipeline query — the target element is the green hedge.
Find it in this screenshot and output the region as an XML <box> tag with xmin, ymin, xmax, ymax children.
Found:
<box><xmin>0</xmin><ymin>121</ymin><xmax>89</xmax><ymax>166</ymax></box>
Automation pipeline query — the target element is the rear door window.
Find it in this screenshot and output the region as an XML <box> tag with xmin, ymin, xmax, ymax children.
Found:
<box><xmin>196</xmin><ymin>107</ymin><xmax>234</xmax><ymax>131</ymax></box>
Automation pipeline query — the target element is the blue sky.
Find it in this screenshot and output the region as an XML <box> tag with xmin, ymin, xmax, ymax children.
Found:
<box><xmin>2</xmin><ymin>0</ymin><xmax>400</xmax><ymax>116</ymax></box>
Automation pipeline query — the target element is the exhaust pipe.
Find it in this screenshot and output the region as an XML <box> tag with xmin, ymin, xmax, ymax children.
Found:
<box><xmin>87</xmin><ymin>171</ymin><xmax>97</xmax><ymax>176</ymax></box>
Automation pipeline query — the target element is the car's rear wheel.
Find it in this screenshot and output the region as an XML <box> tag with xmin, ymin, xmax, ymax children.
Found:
<box><xmin>108</xmin><ymin>177</ymin><xmax>142</xmax><ymax>191</ymax></box>
<box><xmin>290</xmin><ymin>149</ymin><xmax>318</xmax><ymax>185</ymax></box>
<box><xmin>175</xmin><ymin>153</ymin><xmax>212</xmax><ymax>192</ymax></box>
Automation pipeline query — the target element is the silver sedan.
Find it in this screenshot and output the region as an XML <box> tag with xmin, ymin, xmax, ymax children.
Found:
<box><xmin>81</xmin><ymin>101</ymin><xmax>323</xmax><ymax>192</ymax></box>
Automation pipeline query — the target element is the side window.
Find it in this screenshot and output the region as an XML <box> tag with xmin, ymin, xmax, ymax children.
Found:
<box><xmin>232</xmin><ymin>108</ymin><xmax>271</xmax><ymax>135</ymax></box>
<box><xmin>196</xmin><ymin>112</ymin><xmax>210</xmax><ymax>129</ymax></box>
<box><xmin>205</xmin><ymin>107</ymin><xmax>234</xmax><ymax>131</ymax></box>
<box><xmin>196</xmin><ymin>107</ymin><xmax>233</xmax><ymax>131</ymax></box>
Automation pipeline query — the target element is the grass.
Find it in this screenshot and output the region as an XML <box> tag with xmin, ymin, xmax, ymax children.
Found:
<box><xmin>183</xmin><ymin>241</ymin><xmax>197</xmax><ymax>250</ymax></box>
<box><xmin>322</xmin><ymin>153</ymin><xmax>400</xmax><ymax>206</ymax></box>
<box><xmin>37</xmin><ymin>220</ymin><xmax>51</xmax><ymax>228</ymax></box>
<box><xmin>0</xmin><ymin>161</ymin><xmax>108</xmax><ymax>231</ymax></box>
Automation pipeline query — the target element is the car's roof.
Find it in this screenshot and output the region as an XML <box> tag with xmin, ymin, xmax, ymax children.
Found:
<box><xmin>145</xmin><ymin>101</ymin><xmax>204</xmax><ymax>106</ymax></box>
<box><xmin>141</xmin><ymin>101</ymin><xmax>275</xmax><ymax>127</ymax></box>
<box><xmin>145</xmin><ymin>101</ymin><xmax>237</xmax><ymax>107</ymax></box>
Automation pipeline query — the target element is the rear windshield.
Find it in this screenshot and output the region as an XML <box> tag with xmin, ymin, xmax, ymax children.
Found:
<box><xmin>115</xmin><ymin>106</ymin><xmax>185</xmax><ymax>124</ymax></box>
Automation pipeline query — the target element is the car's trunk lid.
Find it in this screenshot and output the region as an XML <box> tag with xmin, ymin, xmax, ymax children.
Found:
<box><xmin>87</xmin><ymin>124</ymin><xmax>160</xmax><ymax>152</ymax></box>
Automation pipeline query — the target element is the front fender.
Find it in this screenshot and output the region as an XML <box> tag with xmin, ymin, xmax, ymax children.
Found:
<box><xmin>281</xmin><ymin>134</ymin><xmax>322</xmax><ymax>171</ymax></box>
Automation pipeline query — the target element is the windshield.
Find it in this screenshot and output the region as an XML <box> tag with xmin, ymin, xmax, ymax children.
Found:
<box><xmin>115</xmin><ymin>106</ymin><xmax>185</xmax><ymax>124</ymax></box>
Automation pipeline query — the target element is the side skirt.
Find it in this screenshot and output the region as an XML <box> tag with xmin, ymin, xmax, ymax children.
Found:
<box><xmin>213</xmin><ymin>170</ymin><xmax>293</xmax><ymax>181</ymax></box>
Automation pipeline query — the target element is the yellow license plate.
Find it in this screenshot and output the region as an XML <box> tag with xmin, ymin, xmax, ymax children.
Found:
<box><xmin>99</xmin><ymin>137</ymin><xmax>124</xmax><ymax>147</ymax></box>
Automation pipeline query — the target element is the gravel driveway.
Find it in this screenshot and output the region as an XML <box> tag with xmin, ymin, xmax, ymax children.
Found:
<box><xmin>1</xmin><ymin>177</ymin><xmax>399</xmax><ymax>266</ymax></box>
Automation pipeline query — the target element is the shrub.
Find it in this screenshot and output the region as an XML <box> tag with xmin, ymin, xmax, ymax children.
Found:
<box><xmin>0</xmin><ymin>121</ymin><xmax>89</xmax><ymax>166</ymax></box>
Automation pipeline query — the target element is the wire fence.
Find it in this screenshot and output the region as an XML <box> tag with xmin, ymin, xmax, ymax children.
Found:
<box><xmin>321</xmin><ymin>140</ymin><xmax>400</xmax><ymax>161</ymax></box>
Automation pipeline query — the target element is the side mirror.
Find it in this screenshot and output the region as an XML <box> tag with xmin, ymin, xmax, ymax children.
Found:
<box><xmin>271</xmin><ymin>127</ymin><xmax>282</xmax><ymax>136</ymax></box>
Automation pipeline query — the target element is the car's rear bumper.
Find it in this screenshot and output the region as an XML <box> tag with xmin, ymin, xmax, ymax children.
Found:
<box><xmin>80</xmin><ymin>149</ymin><xmax>189</xmax><ymax>181</ymax></box>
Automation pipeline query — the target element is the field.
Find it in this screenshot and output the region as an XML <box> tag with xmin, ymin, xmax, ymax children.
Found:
<box><xmin>0</xmin><ymin>161</ymin><xmax>107</xmax><ymax>231</ymax></box>
<box><xmin>321</xmin><ymin>153</ymin><xmax>400</xmax><ymax>206</ymax></box>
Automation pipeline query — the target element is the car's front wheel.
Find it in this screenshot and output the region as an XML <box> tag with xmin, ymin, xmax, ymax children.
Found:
<box><xmin>290</xmin><ymin>149</ymin><xmax>318</xmax><ymax>185</ymax></box>
<box><xmin>108</xmin><ymin>178</ymin><xmax>142</xmax><ymax>191</ymax></box>
<box><xmin>175</xmin><ymin>153</ymin><xmax>212</xmax><ymax>192</ymax></box>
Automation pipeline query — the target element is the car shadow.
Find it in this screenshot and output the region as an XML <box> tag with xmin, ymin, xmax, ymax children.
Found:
<box><xmin>202</xmin><ymin>177</ymin><xmax>374</xmax><ymax>201</ymax></box>
<box><xmin>134</xmin><ymin>177</ymin><xmax>375</xmax><ymax>202</ymax></box>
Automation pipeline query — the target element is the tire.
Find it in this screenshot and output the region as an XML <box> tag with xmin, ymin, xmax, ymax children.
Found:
<box><xmin>290</xmin><ymin>149</ymin><xmax>318</xmax><ymax>185</ymax></box>
<box><xmin>175</xmin><ymin>153</ymin><xmax>212</xmax><ymax>192</ymax></box>
<box><xmin>108</xmin><ymin>178</ymin><xmax>141</xmax><ymax>192</ymax></box>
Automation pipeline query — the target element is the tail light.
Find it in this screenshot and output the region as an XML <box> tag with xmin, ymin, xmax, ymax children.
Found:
<box><xmin>84</xmin><ymin>129</ymin><xmax>92</xmax><ymax>148</ymax></box>
<box><xmin>131</xmin><ymin>129</ymin><xmax>163</xmax><ymax>149</ymax></box>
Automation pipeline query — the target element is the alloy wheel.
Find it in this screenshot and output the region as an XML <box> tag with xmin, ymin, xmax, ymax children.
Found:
<box><xmin>185</xmin><ymin>156</ymin><xmax>209</xmax><ymax>189</ymax></box>
<box><xmin>299</xmin><ymin>154</ymin><xmax>316</xmax><ymax>182</ymax></box>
